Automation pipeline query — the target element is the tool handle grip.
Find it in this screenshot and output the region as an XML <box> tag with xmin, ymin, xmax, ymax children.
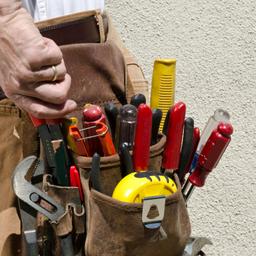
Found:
<box><xmin>151</xmin><ymin>108</ymin><xmax>162</xmax><ymax>145</ymax></box>
<box><xmin>189</xmin><ymin>123</ymin><xmax>233</xmax><ymax>187</ymax></box>
<box><xmin>96</xmin><ymin>123</ymin><xmax>116</xmax><ymax>156</ymax></box>
<box><xmin>162</xmin><ymin>102</ymin><xmax>186</xmax><ymax>170</ymax></box>
<box><xmin>133</xmin><ymin>104</ymin><xmax>152</xmax><ymax>171</ymax></box>
<box><xmin>176</xmin><ymin>117</ymin><xmax>194</xmax><ymax>182</ymax></box>
<box><xmin>29</xmin><ymin>115</ymin><xmax>46</xmax><ymax>127</ymax></box>
<box><xmin>120</xmin><ymin>143</ymin><xmax>133</xmax><ymax>177</ymax></box>
<box><xmin>130</xmin><ymin>93</ymin><xmax>146</xmax><ymax>108</ymax></box>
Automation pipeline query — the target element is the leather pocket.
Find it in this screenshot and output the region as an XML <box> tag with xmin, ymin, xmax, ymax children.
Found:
<box><xmin>61</xmin><ymin>41</ymin><xmax>128</xmax><ymax>113</ymax></box>
<box><xmin>41</xmin><ymin>175</ymin><xmax>86</xmax><ymax>255</ymax></box>
<box><xmin>80</xmin><ymin>176</ymin><xmax>190</xmax><ymax>256</ymax></box>
<box><xmin>75</xmin><ymin>135</ymin><xmax>191</xmax><ymax>256</ymax></box>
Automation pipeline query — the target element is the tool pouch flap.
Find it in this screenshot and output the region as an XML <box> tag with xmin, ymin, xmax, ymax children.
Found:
<box><xmin>61</xmin><ymin>41</ymin><xmax>128</xmax><ymax>108</ymax></box>
<box><xmin>37</xmin><ymin>11</ymin><xmax>129</xmax><ymax>110</ymax></box>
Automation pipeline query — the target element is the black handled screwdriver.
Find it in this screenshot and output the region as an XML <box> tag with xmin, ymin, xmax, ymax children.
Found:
<box><xmin>130</xmin><ymin>93</ymin><xmax>146</xmax><ymax>108</ymax></box>
<box><xmin>151</xmin><ymin>108</ymin><xmax>162</xmax><ymax>145</ymax></box>
<box><xmin>104</xmin><ymin>102</ymin><xmax>119</xmax><ymax>138</ymax></box>
<box><xmin>119</xmin><ymin>142</ymin><xmax>133</xmax><ymax>177</ymax></box>
<box><xmin>90</xmin><ymin>153</ymin><xmax>101</xmax><ymax>192</ymax></box>
<box><xmin>176</xmin><ymin>117</ymin><xmax>194</xmax><ymax>184</ymax></box>
<box><xmin>162</xmin><ymin>108</ymin><xmax>171</xmax><ymax>136</ymax></box>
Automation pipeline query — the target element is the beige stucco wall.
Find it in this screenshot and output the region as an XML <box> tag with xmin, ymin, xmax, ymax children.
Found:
<box><xmin>106</xmin><ymin>0</ymin><xmax>256</xmax><ymax>255</ymax></box>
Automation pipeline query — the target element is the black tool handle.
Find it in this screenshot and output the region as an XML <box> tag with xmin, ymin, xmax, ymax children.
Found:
<box><xmin>91</xmin><ymin>153</ymin><xmax>101</xmax><ymax>192</ymax></box>
<box><xmin>60</xmin><ymin>234</ymin><xmax>75</xmax><ymax>256</ymax></box>
<box><xmin>162</xmin><ymin>108</ymin><xmax>171</xmax><ymax>136</ymax></box>
<box><xmin>104</xmin><ymin>102</ymin><xmax>119</xmax><ymax>138</ymax></box>
<box><xmin>130</xmin><ymin>93</ymin><xmax>146</xmax><ymax>108</ymax></box>
<box><xmin>176</xmin><ymin>117</ymin><xmax>194</xmax><ymax>183</ymax></box>
<box><xmin>120</xmin><ymin>142</ymin><xmax>133</xmax><ymax>177</ymax></box>
<box><xmin>151</xmin><ymin>108</ymin><xmax>162</xmax><ymax>145</ymax></box>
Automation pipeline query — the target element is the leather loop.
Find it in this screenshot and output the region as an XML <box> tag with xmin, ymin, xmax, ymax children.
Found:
<box><xmin>0</xmin><ymin>208</ymin><xmax>21</xmax><ymax>256</ymax></box>
<box><xmin>95</xmin><ymin>12</ymin><xmax>105</xmax><ymax>43</ymax></box>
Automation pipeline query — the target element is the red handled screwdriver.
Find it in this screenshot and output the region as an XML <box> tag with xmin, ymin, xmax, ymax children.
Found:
<box><xmin>83</xmin><ymin>104</ymin><xmax>106</xmax><ymax>156</ymax></box>
<box><xmin>182</xmin><ymin>123</ymin><xmax>233</xmax><ymax>201</ymax></box>
<box><xmin>162</xmin><ymin>102</ymin><xmax>186</xmax><ymax>174</ymax></box>
<box><xmin>70</xmin><ymin>165</ymin><xmax>84</xmax><ymax>202</ymax></box>
<box><xmin>133</xmin><ymin>104</ymin><xmax>152</xmax><ymax>171</ymax></box>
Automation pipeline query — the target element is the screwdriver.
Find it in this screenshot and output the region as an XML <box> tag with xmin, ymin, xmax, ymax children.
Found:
<box><xmin>176</xmin><ymin>117</ymin><xmax>194</xmax><ymax>183</ymax></box>
<box><xmin>182</xmin><ymin>127</ymin><xmax>200</xmax><ymax>182</ymax></box>
<box><xmin>90</xmin><ymin>153</ymin><xmax>101</xmax><ymax>192</ymax></box>
<box><xmin>133</xmin><ymin>104</ymin><xmax>152</xmax><ymax>171</ymax></box>
<box><xmin>95</xmin><ymin>122</ymin><xmax>116</xmax><ymax>156</ymax></box>
<box><xmin>69</xmin><ymin>165</ymin><xmax>84</xmax><ymax>202</ymax></box>
<box><xmin>162</xmin><ymin>102</ymin><xmax>186</xmax><ymax>174</ymax></box>
<box><xmin>130</xmin><ymin>93</ymin><xmax>146</xmax><ymax>108</ymax></box>
<box><xmin>162</xmin><ymin>108</ymin><xmax>171</xmax><ymax>136</ymax></box>
<box><xmin>104</xmin><ymin>102</ymin><xmax>119</xmax><ymax>138</ymax></box>
<box><xmin>190</xmin><ymin>109</ymin><xmax>230</xmax><ymax>172</ymax></box>
<box><xmin>119</xmin><ymin>142</ymin><xmax>133</xmax><ymax>177</ymax></box>
<box><xmin>83</xmin><ymin>104</ymin><xmax>106</xmax><ymax>156</ymax></box>
<box><xmin>182</xmin><ymin>123</ymin><xmax>233</xmax><ymax>201</ymax></box>
<box><xmin>117</xmin><ymin>104</ymin><xmax>137</xmax><ymax>152</ymax></box>
<box><xmin>151</xmin><ymin>108</ymin><xmax>162</xmax><ymax>145</ymax></box>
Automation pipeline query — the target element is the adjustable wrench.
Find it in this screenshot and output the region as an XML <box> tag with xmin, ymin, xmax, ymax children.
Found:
<box><xmin>12</xmin><ymin>156</ymin><xmax>65</xmax><ymax>256</ymax></box>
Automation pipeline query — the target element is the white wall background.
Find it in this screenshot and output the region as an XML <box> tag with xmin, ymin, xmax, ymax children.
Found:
<box><xmin>106</xmin><ymin>1</ymin><xmax>256</xmax><ymax>255</ymax></box>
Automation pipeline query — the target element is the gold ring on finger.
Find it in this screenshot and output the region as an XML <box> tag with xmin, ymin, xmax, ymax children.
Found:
<box><xmin>51</xmin><ymin>65</ymin><xmax>58</xmax><ymax>82</ymax></box>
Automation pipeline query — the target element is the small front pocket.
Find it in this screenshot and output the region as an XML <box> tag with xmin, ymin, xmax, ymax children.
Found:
<box><xmin>80</xmin><ymin>175</ymin><xmax>190</xmax><ymax>256</ymax></box>
<box><xmin>75</xmin><ymin>134</ymin><xmax>190</xmax><ymax>256</ymax></box>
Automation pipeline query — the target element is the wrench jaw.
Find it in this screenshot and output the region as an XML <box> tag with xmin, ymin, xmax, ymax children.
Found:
<box><xmin>12</xmin><ymin>156</ymin><xmax>65</xmax><ymax>222</ymax></box>
<box><xmin>12</xmin><ymin>156</ymin><xmax>66</xmax><ymax>255</ymax></box>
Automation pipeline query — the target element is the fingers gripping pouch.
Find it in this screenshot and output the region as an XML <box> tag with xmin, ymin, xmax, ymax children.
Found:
<box><xmin>61</xmin><ymin>41</ymin><xmax>128</xmax><ymax>109</ymax></box>
<box><xmin>75</xmin><ymin>135</ymin><xmax>191</xmax><ymax>256</ymax></box>
<box><xmin>37</xmin><ymin>11</ymin><xmax>129</xmax><ymax>112</ymax></box>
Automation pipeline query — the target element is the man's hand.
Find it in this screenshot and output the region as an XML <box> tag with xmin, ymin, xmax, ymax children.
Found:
<box><xmin>0</xmin><ymin>3</ymin><xmax>77</xmax><ymax>118</ymax></box>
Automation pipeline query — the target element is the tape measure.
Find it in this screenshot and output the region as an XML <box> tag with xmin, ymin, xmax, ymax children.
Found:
<box><xmin>112</xmin><ymin>171</ymin><xmax>177</xmax><ymax>203</ymax></box>
<box><xmin>150</xmin><ymin>59</ymin><xmax>176</xmax><ymax>132</ymax></box>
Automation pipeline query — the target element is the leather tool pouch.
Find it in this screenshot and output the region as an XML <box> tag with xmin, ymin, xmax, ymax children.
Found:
<box><xmin>0</xmin><ymin>10</ymin><xmax>191</xmax><ymax>256</ymax></box>
<box><xmin>74</xmin><ymin>135</ymin><xmax>191</xmax><ymax>256</ymax></box>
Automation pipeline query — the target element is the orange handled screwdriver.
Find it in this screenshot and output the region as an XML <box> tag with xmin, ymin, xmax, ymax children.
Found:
<box><xmin>95</xmin><ymin>122</ymin><xmax>116</xmax><ymax>156</ymax></box>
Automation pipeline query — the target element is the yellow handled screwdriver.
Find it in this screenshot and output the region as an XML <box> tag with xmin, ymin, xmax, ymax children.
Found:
<box><xmin>150</xmin><ymin>59</ymin><xmax>176</xmax><ymax>132</ymax></box>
